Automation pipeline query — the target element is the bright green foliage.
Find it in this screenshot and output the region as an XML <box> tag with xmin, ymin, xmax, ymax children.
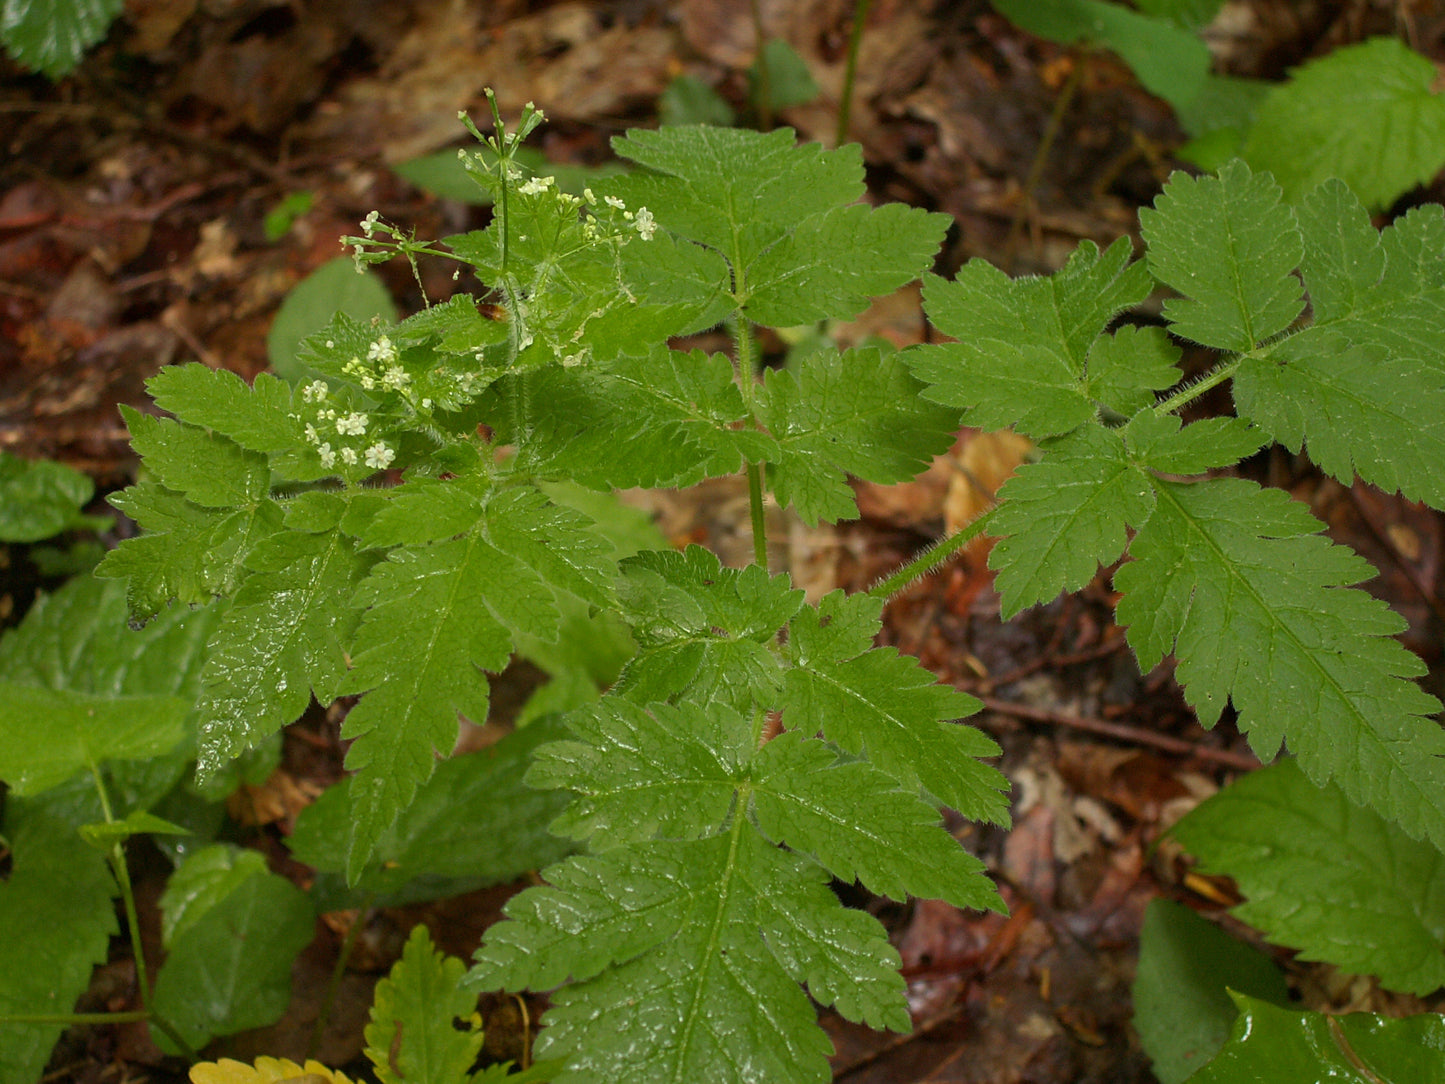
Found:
<box><xmin>471</xmin><ymin>544</ymin><xmax>1004</xmax><ymax>1082</ymax></box>
<box><xmin>92</xmin><ymin>119</ymin><xmax>987</xmax><ymax>1084</ymax></box>
<box><xmin>915</xmin><ymin>160</ymin><xmax>1445</xmax><ymax>859</ymax></box>
<box><xmin>1140</xmin><ymin>160</ymin><xmax>1304</xmax><ymax>352</ymax></box>
<box><xmin>0</xmin><ymin>790</ymin><xmax>117</xmax><ymax>1084</ymax></box>
<box><xmin>266</xmin><ymin>259</ymin><xmax>398</xmax><ymax>383</ymax></box>
<box><xmin>0</xmin><ymin>451</ymin><xmax>102</xmax><ymax>542</ymax></box>
<box><xmin>1132</xmin><ymin>899</ymin><xmax>1291</xmax><ymax>1084</ymax></box>
<box><xmin>0</xmin><ymin>574</ymin><xmax>221</xmax><ymax>794</ymax></box>
<box><xmin>913</xmin><ymin>237</ymin><xmax>1153</xmax><ymax>437</ymax></box>
<box><xmin>0</xmin><ymin>0</ymin><xmax>123</xmax><ymax>79</ymax></box>
<box><xmin>1169</xmin><ymin>759</ymin><xmax>1445</xmax><ymax>996</ymax></box>
<box><xmin>1242</xmin><ymin>37</ymin><xmax>1445</xmax><ymax>211</ymax></box>
<box><xmin>289</xmin><ymin>718</ymin><xmax>575</xmax><ymax>910</ymax></box>
<box><xmin>365</xmin><ymin>926</ymin><xmax>483</xmax><ymax>1084</ymax></box>
<box><xmin>1189</xmin><ymin>994</ymin><xmax>1445</xmax><ymax>1083</ymax></box>
<box><xmin>989</xmin><ymin>0</ymin><xmax>1211</xmax><ymax>112</ymax></box>
<box><xmin>758</xmin><ymin>346</ymin><xmax>959</xmax><ymax>526</ymax></box>
<box><xmin>151</xmin><ymin>845</ymin><xmax>315</xmax><ymax>1053</ymax></box>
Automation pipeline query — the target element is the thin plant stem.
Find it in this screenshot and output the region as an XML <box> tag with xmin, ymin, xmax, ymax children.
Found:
<box><xmin>1153</xmin><ymin>357</ymin><xmax>1242</xmax><ymax>416</ymax></box>
<box><xmin>1004</xmin><ymin>49</ymin><xmax>1088</xmax><ymax>272</ymax></box>
<box><xmin>868</xmin><ymin>507</ymin><xmax>998</xmax><ymax>601</ymax></box>
<box><xmin>0</xmin><ymin>1011</ymin><xmax>152</xmax><ymax>1026</ymax></box>
<box><xmin>747</xmin><ymin>462</ymin><xmax>769</xmax><ymax>568</ymax></box>
<box><xmin>835</xmin><ymin>0</ymin><xmax>872</xmax><ymax>146</ymax></box>
<box><xmin>307</xmin><ymin>897</ymin><xmax>377</xmax><ymax>1062</ymax></box>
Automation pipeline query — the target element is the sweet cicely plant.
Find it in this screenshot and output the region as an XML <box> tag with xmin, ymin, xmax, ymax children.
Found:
<box><xmin>56</xmin><ymin>85</ymin><xmax>1445</xmax><ymax>1080</ymax></box>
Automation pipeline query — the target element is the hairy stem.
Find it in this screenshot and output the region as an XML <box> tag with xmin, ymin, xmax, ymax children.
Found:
<box><xmin>868</xmin><ymin>507</ymin><xmax>998</xmax><ymax>600</ymax></box>
<box><xmin>1153</xmin><ymin>356</ymin><xmax>1243</xmax><ymax>416</ymax></box>
<box><xmin>733</xmin><ymin>312</ymin><xmax>770</xmax><ymax>569</ymax></box>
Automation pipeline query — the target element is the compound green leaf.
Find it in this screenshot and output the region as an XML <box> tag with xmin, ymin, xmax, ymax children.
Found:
<box><xmin>744</xmin><ymin>202</ymin><xmax>950</xmax><ymax>326</ymax></box>
<box><xmin>1141</xmin><ymin>160</ymin><xmax>1304</xmax><ymax>352</ymax></box>
<box><xmin>365</xmin><ymin>926</ymin><xmax>482</xmax><ymax>1084</ymax></box>
<box><xmin>607</xmin><ymin>126</ymin><xmax>947</xmax><ymax>329</ymax></box>
<box><xmin>531</xmin><ymin>698</ymin><xmax>749</xmax><ymax>850</ymax></box>
<box><xmin>196</xmin><ymin>528</ymin><xmax>365</xmax><ymax>774</ymax></box>
<box><xmin>97</xmin><ymin>483</ymin><xmax>285</xmax><ymax>623</ymax></box>
<box><xmin>988</xmin><ymin>423</ymin><xmax>1154</xmax><ymax>618</ymax></box>
<box><xmin>1189</xmin><ymin>994</ymin><xmax>1445</xmax><ymax>1084</ymax></box>
<box><xmin>614</xmin><ymin>547</ymin><xmax>805</xmax><ymax>711</ymax></box>
<box><xmin>494</xmin><ymin>354</ymin><xmax>761</xmax><ymax>491</ymax></box>
<box><xmin>0</xmin><ymin>0</ymin><xmax>123</xmax><ymax>79</ymax></box>
<box><xmin>758</xmin><ymin>346</ymin><xmax>960</xmax><ymax>526</ymax></box>
<box><xmin>1114</xmin><ymin>478</ymin><xmax>1445</xmax><ymax>850</ymax></box>
<box><xmin>781</xmin><ymin>591</ymin><xmax>1008</xmax><ymax>825</ymax></box>
<box><xmin>1083</xmin><ymin>324</ymin><xmax>1183</xmax><ymax>417</ymax></box>
<box><xmin>1242</xmin><ymin>37</ymin><xmax>1445</xmax><ymax>211</ymax></box>
<box><xmin>913</xmin><ymin>237</ymin><xmax>1151</xmax><ymax>437</ymax></box>
<box><xmin>1234</xmin><ymin>180</ymin><xmax>1445</xmax><ymax>508</ymax></box>
<box><xmin>152</xmin><ymin>845</ymin><xmax>315</xmax><ymax>1054</ymax></box>
<box><xmin>0</xmin><ymin>792</ymin><xmax>117</xmax><ymax>1084</ymax></box>
<box><xmin>335</xmin><ymin>539</ymin><xmax>524</xmax><ymax>880</ymax></box>
<box><xmin>1132</xmin><ymin>899</ymin><xmax>1291</xmax><ymax>1084</ymax></box>
<box><xmin>1122</xmin><ymin>411</ymin><xmax>1266</xmax><ymax>475</ymax></box>
<box><xmin>146</xmin><ymin>364</ymin><xmax>304</xmax><ymax>457</ymax></box>
<box><xmin>752</xmin><ymin>731</ymin><xmax>998</xmax><ymax>910</ymax></box>
<box><xmin>470</xmin><ymin>831</ymin><xmax>905</xmax><ymax>1084</ymax></box>
<box><xmin>505</xmin><ymin>348</ymin><xmax>773</xmax><ymax>490</ymax></box>
<box><xmin>289</xmin><ymin>717</ymin><xmax>574</xmax><ymax>911</ymax></box>
<box><xmin>120</xmin><ymin>407</ymin><xmax>271</xmax><ymax>509</ymax></box>
<box><xmin>0</xmin><ymin>451</ymin><xmax>94</xmax><ymax>542</ymax></box>
<box><xmin>1169</xmin><ymin>759</ymin><xmax>1445</xmax><ymax>996</ymax></box>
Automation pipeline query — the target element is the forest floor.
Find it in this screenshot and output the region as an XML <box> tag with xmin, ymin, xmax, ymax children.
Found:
<box><xmin>3</xmin><ymin>1</ymin><xmax>1445</xmax><ymax>1082</ymax></box>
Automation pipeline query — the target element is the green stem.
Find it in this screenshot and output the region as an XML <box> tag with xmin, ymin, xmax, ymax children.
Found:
<box><xmin>734</xmin><ymin>315</ymin><xmax>770</xmax><ymax>569</ymax></box>
<box><xmin>307</xmin><ymin>896</ymin><xmax>376</xmax><ymax>1061</ymax></box>
<box><xmin>0</xmin><ymin>1011</ymin><xmax>152</xmax><ymax>1025</ymax></box>
<box><xmin>868</xmin><ymin>508</ymin><xmax>998</xmax><ymax>600</ymax></box>
<box><xmin>1153</xmin><ymin>357</ymin><xmax>1243</xmax><ymax>416</ymax></box>
<box><xmin>87</xmin><ymin>761</ymin><xmax>199</xmax><ymax>1062</ymax></box>
<box><xmin>835</xmin><ymin>0</ymin><xmax>872</xmax><ymax>146</ymax></box>
<box><xmin>747</xmin><ymin>462</ymin><xmax>769</xmax><ymax>569</ymax></box>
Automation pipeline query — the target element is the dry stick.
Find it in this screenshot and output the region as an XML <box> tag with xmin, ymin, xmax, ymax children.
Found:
<box><xmin>978</xmin><ymin>696</ymin><xmax>1261</xmax><ymax>770</ymax></box>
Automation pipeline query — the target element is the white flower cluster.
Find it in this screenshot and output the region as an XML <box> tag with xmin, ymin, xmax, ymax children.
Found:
<box><xmin>297</xmin><ymin>373</ymin><xmax>395</xmax><ymax>475</ymax></box>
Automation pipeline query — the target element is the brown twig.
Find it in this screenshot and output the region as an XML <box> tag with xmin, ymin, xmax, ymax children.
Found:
<box><xmin>978</xmin><ymin>696</ymin><xmax>1261</xmax><ymax>770</ymax></box>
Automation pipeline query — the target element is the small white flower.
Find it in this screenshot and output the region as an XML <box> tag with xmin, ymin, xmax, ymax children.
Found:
<box><xmin>359</xmin><ymin>374</ymin><xmax>376</xmax><ymax>390</ymax></box>
<box><xmin>317</xmin><ymin>443</ymin><xmax>336</xmax><ymax>468</ymax></box>
<box><xmin>340</xmin><ymin>447</ymin><xmax>358</xmax><ymax>465</ymax></box>
<box><xmin>518</xmin><ymin>175</ymin><xmax>554</xmax><ymax>196</ymax></box>
<box><xmin>302</xmin><ymin>379</ymin><xmax>328</xmax><ymax>403</ymax></box>
<box><xmin>336</xmin><ymin>412</ymin><xmax>368</xmax><ymax>436</ymax></box>
<box><xmin>583</xmin><ymin>187</ymin><xmax>596</xmax><ymax>203</ymax></box>
<box><xmin>604</xmin><ymin>195</ymin><xmax>625</xmax><ymax>209</ymax></box>
<box><xmin>382</xmin><ymin>365</ymin><xmax>410</xmax><ymax>389</ymax></box>
<box><xmin>325</xmin><ymin>339</ymin><xmax>335</xmax><ymax>349</ymax></box>
<box><xmin>364</xmin><ymin>442</ymin><xmax>395</xmax><ymax>470</ymax></box>
<box><xmin>361</xmin><ymin>210</ymin><xmax>380</xmax><ymax>237</ymax></box>
<box><xmin>304</xmin><ymin>423</ymin><xmax>319</xmax><ymax>444</ymax></box>
<box><xmin>420</xmin><ymin>398</ymin><xmax>433</xmax><ymax>410</ymax></box>
<box><xmin>633</xmin><ymin>207</ymin><xmax>656</xmax><ymax>241</ymax></box>
<box><xmin>367</xmin><ymin>336</ymin><xmax>397</xmax><ymax>364</ymax></box>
